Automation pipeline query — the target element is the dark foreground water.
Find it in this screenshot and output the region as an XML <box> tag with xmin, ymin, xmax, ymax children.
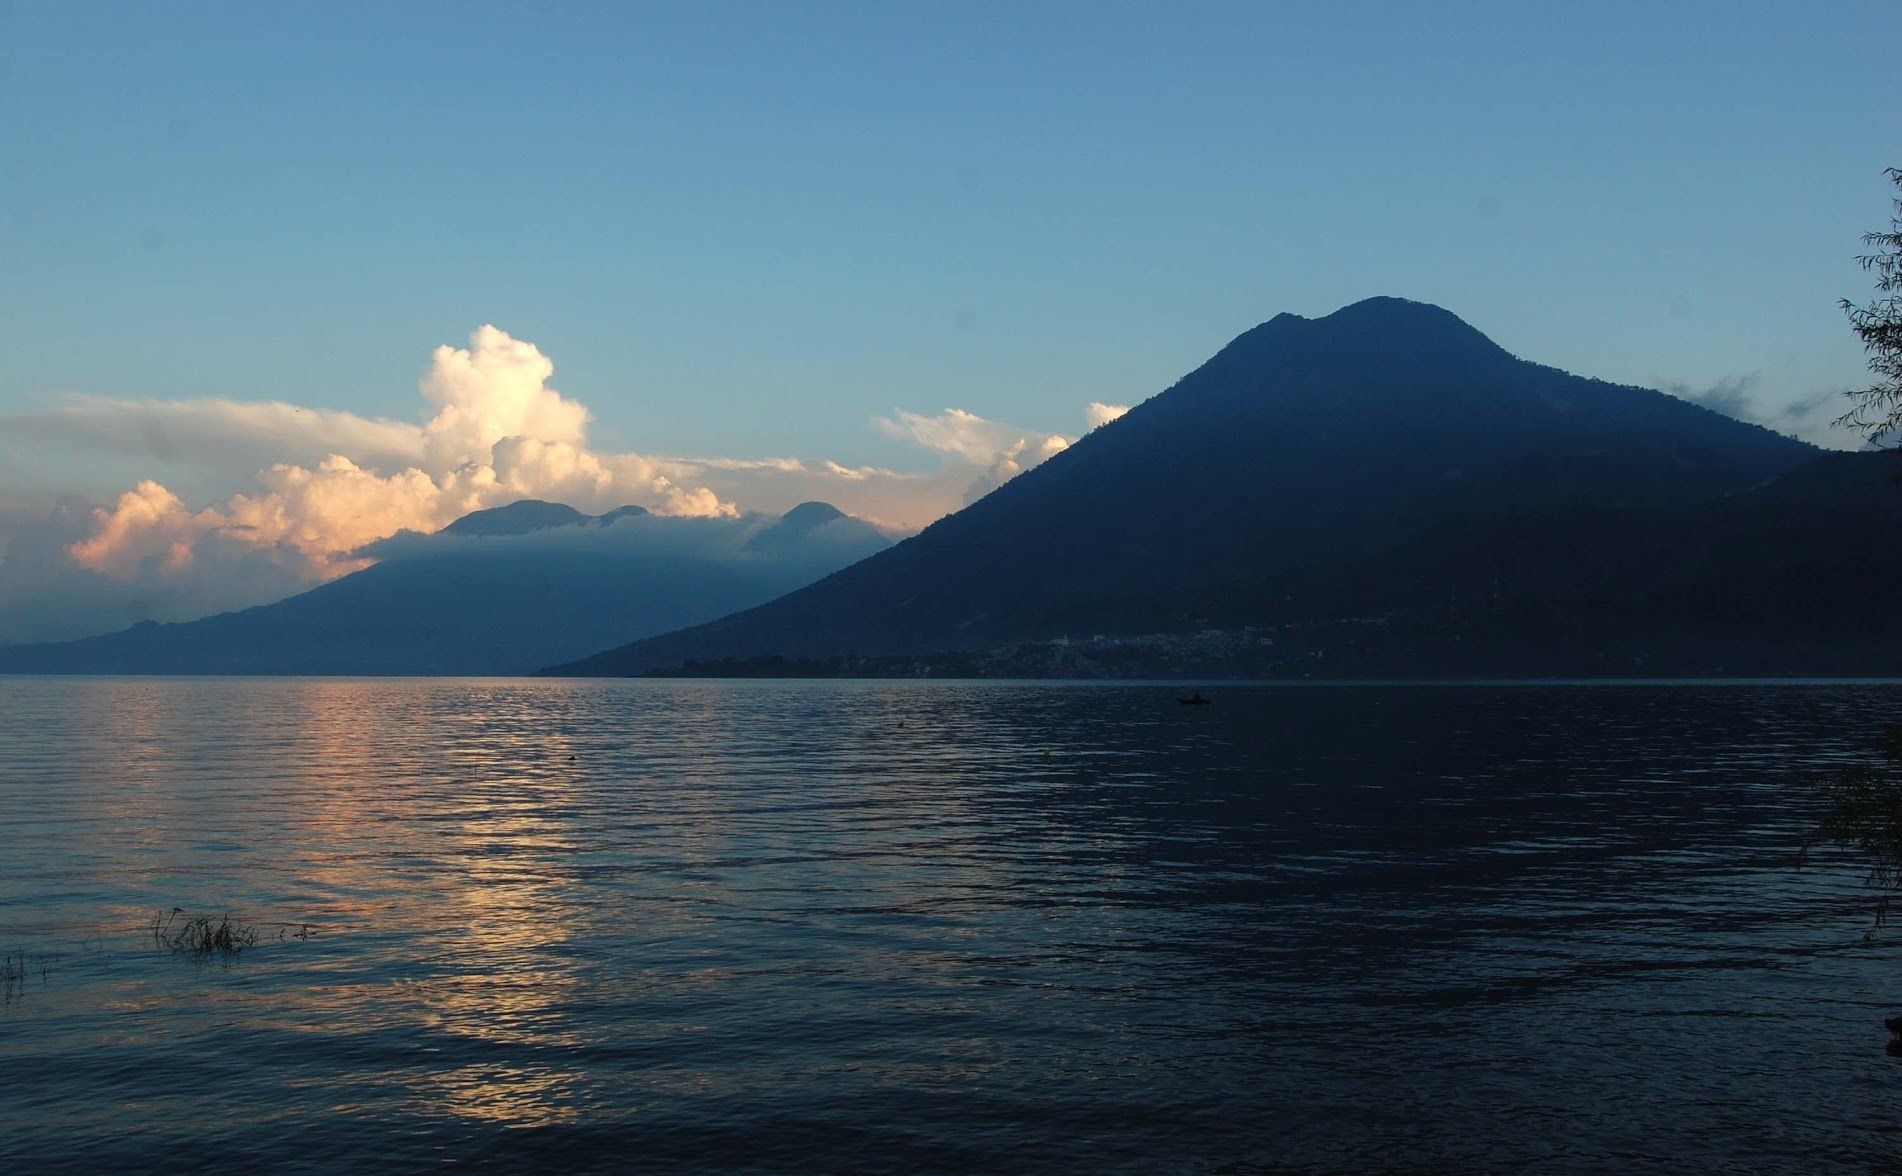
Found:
<box><xmin>2</xmin><ymin>678</ymin><xmax>1900</xmax><ymax>1172</ymax></box>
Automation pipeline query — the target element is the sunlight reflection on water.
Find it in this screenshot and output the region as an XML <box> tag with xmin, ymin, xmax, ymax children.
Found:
<box><xmin>0</xmin><ymin>677</ymin><xmax>1898</xmax><ymax>1171</ymax></box>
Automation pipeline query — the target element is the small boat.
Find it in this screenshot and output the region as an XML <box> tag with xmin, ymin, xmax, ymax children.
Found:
<box><xmin>1178</xmin><ymin>691</ymin><xmax>1211</xmax><ymax>706</ymax></box>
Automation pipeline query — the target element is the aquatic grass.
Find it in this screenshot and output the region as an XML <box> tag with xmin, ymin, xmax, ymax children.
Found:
<box><xmin>6</xmin><ymin>909</ymin><xmax>316</xmax><ymax>1006</ymax></box>
<box><xmin>2</xmin><ymin>948</ymin><xmax>52</xmax><ymax>1007</ymax></box>
<box><xmin>149</xmin><ymin>909</ymin><xmax>317</xmax><ymax>956</ymax></box>
<box><xmin>151</xmin><ymin>910</ymin><xmax>259</xmax><ymax>955</ymax></box>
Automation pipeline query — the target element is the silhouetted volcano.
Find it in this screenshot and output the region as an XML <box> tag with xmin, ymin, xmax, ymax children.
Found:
<box><xmin>0</xmin><ymin>501</ymin><xmax>887</xmax><ymax>675</ymax></box>
<box><xmin>742</xmin><ymin>502</ymin><xmax>875</xmax><ymax>557</ymax></box>
<box><xmin>775</xmin><ymin>501</ymin><xmax>848</xmax><ymax>531</ymax></box>
<box><xmin>442</xmin><ymin>499</ymin><xmax>601</xmax><ymax>536</ymax></box>
<box><xmin>549</xmin><ymin>298</ymin><xmax>1827</xmax><ymax>676</ymax></box>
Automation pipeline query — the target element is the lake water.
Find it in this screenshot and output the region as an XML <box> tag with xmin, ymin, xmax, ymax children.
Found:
<box><xmin>1</xmin><ymin>677</ymin><xmax>1899</xmax><ymax>1172</ymax></box>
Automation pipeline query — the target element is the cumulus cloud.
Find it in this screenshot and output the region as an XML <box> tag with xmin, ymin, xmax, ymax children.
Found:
<box><xmin>68</xmin><ymin>481</ymin><xmax>212</xmax><ymax>578</ymax></box>
<box><xmin>876</xmin><ymin>407</ymin><xmax>1045</xmax><ymax>465</ymax></box>
<box><xmin>875</xmin><ymin>406</ymin><xmax>1081</xmax><ymax>504</ymax></box>
<box><xmin>420</xmin><ymin>325</ymin><xmax>590</xmax><ymax>469</ymax></box>
<box><xmin>960</xmin><ymin>433</ymin><xmax>1072</xmax><ymax>505</ymax></box>
<box><xmin>0</xmin><ymin>326</ymin><xmax>1134</xmax><ymax>640</ymax></box>
<box><xmin>1086</xmin><ymin>401</ymin><xmax>1130</xmax><ymax>429</ymax></box>
<box><xmin>0</xmin><ymin>494</ymin><xmax>318</xmax><ymax>643</ymax></box>
<box><xmin>56</xmin><ymin>327</ymin><xmax>739</xmax><ymax>611</ymax></box>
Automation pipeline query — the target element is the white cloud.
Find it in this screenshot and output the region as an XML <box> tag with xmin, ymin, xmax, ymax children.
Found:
<box><xmin>67</xmin><ymin>481</ymin><xmax>214</xmax><ymax>579</ymax></box>
<box><xmin>876</xmin><ymin>407</ymin><xmax>1042</xmax><ymax>465</ymax></box>
<box><xmin>1</xmin><ymin>395</ymin><xmax>425</xmax><ymax>476</ymax></box>
<box><xmin>419</xmin><ymin>325</ymin><xmax>590</xmax><ymax>470</ymax></box>
<box><xmin>961</xmin><ymin>433</ymin><xmax>1072</xmax><ymax>505</ymax></box>
<box><xmin>874</xmin><ymin>406</ymin><xmax>1080</xmax><ymax>504</ymax></box>
<box><xmin>60</xmin><ymin>327</ymin><xmax>739</xmax><ymax>599</ymax></box>
<box><xmin>0</xmin><ymin>328</ymin><xmax>1133</xmax><ymax>640</ymax></box>
<box><xmin>0</xmin><ymin>494</ymin><xmax>320</xmax><ymax>643</ymax></box>
<box><xmin>1087</xmin><ymin>401</ymin><xmax>1130</xmax><ymax>429</ymax></box>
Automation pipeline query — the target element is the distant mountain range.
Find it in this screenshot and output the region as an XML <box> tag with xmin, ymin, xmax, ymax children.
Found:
<box><xmin>0</xmin><ymin>501</ymin><xmax>888</xmax><ymax>675</ymax></box>
<box><xmin>550</xmin><ymin>297</ymin><xmax>1902</xmax><ymax>678</ymax></box>
<box><xmin>440</xmin><ymin>499</ymin><xmax>652</xmax><ymax>536</ymax></box>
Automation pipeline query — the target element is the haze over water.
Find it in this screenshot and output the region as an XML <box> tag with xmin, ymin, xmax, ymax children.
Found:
<box><xmin>2</xmin><ymin>677</ymin><xmax>1898</xmax><ymax>1171</ymax></box>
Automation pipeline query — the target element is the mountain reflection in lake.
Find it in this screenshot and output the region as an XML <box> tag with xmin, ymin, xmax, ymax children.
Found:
<box><xmin>1</xmin><ymin>678</ymin><xmax>1897</xmax><ymax>1172</ymax></box>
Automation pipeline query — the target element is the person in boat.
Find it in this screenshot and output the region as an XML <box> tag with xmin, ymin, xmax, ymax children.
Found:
<box><xmin>1180</xmin><ymin>690</ymin><xmax>1210</xmax><ymax>705</ymax></box>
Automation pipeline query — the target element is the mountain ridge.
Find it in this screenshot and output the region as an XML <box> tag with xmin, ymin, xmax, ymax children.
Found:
<box><xmin>0</xmin><ymin>501</ymin><xmax>888</xmax><ymax>675</ymax></box>
<box><xmin>546</xmin><ymin>298</ymin><xmax>1830</xmax><ymax>677</ymax></box>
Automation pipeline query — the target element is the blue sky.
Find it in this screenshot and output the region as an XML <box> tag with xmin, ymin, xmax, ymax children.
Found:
<box><xmin>4</xmin><ymin>0</ymin><xmax>1897</xmax><ymax>469</ymax></box>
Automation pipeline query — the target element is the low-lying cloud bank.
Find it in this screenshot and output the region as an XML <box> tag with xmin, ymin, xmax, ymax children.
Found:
<box><xmin>0</xmin><ymin>326</ymin><xmax>1121</xmax><ymax>642</ymax></box>
<box><xmin>1665</xmin><ymin>373</ymin><xmax>1841</xmax><ymax>445</ymax></box>
<box><xmin>357</xmin><ymin>504</ymin><xmax>887</xmax><ymax>569</ymax></box>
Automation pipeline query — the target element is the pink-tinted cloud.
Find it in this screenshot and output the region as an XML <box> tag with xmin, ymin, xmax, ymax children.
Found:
<box><xmin>3</xmin><ymin>327</ymin><xmax>1131</xmax><ymax>638</ymax></box>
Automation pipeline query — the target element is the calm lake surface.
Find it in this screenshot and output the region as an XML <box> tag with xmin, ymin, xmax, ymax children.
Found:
<box><xmin>2</xmin><ymin>677</ymin><xmax>1899</xmax><ymax>1172</ymax></box>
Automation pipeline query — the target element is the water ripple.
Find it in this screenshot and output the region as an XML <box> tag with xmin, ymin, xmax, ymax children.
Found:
<box><xmin>0</xmin><ymin>678</ymin><xmax>1898</xmax><ymax>1171</ymax></box>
